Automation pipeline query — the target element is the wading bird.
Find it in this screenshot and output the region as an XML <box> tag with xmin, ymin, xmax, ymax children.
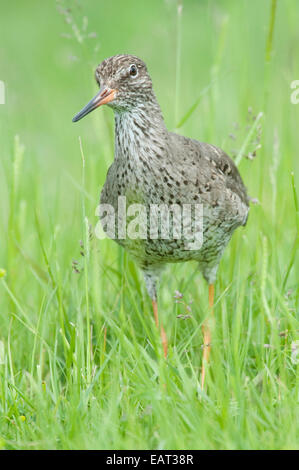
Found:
<box><xmin>73</xmin><ymin>55</ymin><xmax>249</xmax><ymax>389</ymax></box>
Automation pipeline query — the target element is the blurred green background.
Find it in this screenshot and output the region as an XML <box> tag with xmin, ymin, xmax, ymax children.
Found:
<box><xmin>0</xmin><ymin>0</ymin><xmax>298</xmax><ymax>450</ymax></box>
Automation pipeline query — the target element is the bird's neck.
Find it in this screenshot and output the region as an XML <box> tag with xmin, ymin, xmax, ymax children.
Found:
<box><xmin>114</xmin><ymin>94</ymin><xmax>168</xmax><ymax>164</ymax></box>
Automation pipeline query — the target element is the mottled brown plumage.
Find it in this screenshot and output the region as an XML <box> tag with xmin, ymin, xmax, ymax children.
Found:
<box><xmin>73</xmin><ymin>54</ymin><xmax>249</xmax><ymax>386</ymax></box>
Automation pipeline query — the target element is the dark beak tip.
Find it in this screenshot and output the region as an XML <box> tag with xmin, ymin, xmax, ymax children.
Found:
<box><xmin>71</xmin><ymin>87</ymin><xmax>109</xmax><ymax>124</ymax></box>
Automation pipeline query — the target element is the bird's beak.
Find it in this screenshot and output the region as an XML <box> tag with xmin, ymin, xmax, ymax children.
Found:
<box><xmin>72</xmin><ymin>87</ymin><xmax>117</xmax><ymax>122</ymax></box>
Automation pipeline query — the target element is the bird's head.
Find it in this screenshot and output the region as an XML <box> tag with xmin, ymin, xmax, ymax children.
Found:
<box><xmin>72</xmin><ymin>54</ymin><xmax>153</xmax><ymax>122</ymax></box>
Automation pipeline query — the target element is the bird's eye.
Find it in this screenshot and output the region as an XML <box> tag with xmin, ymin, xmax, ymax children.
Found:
<box><xmin>129</xmin><ymin>64</ymin><xmax>138</xmax><ymax>77</ymax></box>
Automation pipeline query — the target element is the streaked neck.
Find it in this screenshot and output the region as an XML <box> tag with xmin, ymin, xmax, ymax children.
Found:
<box><xmin>114</xmin><ymin>94</ymin><xmax>167</xmax><ymax>163</ymax></box>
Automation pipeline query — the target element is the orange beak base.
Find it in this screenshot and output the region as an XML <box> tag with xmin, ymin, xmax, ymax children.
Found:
<box><xmin>72</xmin><ymin>88</ymin><xmax>117</xmax><ymax>122</ymax></box>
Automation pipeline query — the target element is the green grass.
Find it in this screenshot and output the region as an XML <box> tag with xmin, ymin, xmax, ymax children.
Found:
<box><xmin>0</xmin><ymin>0</ymin><xmax>298</xmax><ymax>450</ymax></box>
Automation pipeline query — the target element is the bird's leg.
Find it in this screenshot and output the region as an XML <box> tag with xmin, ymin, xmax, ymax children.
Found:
<box><xmin>201</xmin><ymin>283</ymin><xmax>214</xmax><ymax>390</ymax></box>
<box><xmin>152</xmin><ymin>299</ymin><xmax>168</xmax><ymax>358</ymax></box>
<box><xmin>152</xmin><ymin>298</ymin><xmax>159</xmax><ymax>328</ymax></box>
<box><xmin>144</xmin><ymin>270</ymin><xmax>168</xmax><ymax>359</ymax></box>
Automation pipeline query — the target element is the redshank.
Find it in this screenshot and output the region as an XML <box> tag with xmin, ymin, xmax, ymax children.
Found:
<box><xmin>72</xmin><ymin>54</ymin><xmax>249</xmax><ymax>389</ymax></box>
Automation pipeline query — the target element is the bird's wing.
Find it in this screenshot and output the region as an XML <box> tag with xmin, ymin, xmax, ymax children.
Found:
<box><xmin>166</xmin><ymin>133</ymin><xmax>249</xmax><ymax>227</ymax></box>
<box><xmin>169</xmin><ymin>133</ymin><xmax>249</xmax><ymax>207</ymax></box>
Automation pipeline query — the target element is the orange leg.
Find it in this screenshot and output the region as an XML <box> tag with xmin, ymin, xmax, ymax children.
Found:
<box><xmin>201</xmin><ymin>284</ymin><xmax>214</xmax><ymax>390</ymax></box>
<box><xmin>152</xmin><ymin>299</ymin><xmax>168</xmax><ymax>358</ymax></box>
